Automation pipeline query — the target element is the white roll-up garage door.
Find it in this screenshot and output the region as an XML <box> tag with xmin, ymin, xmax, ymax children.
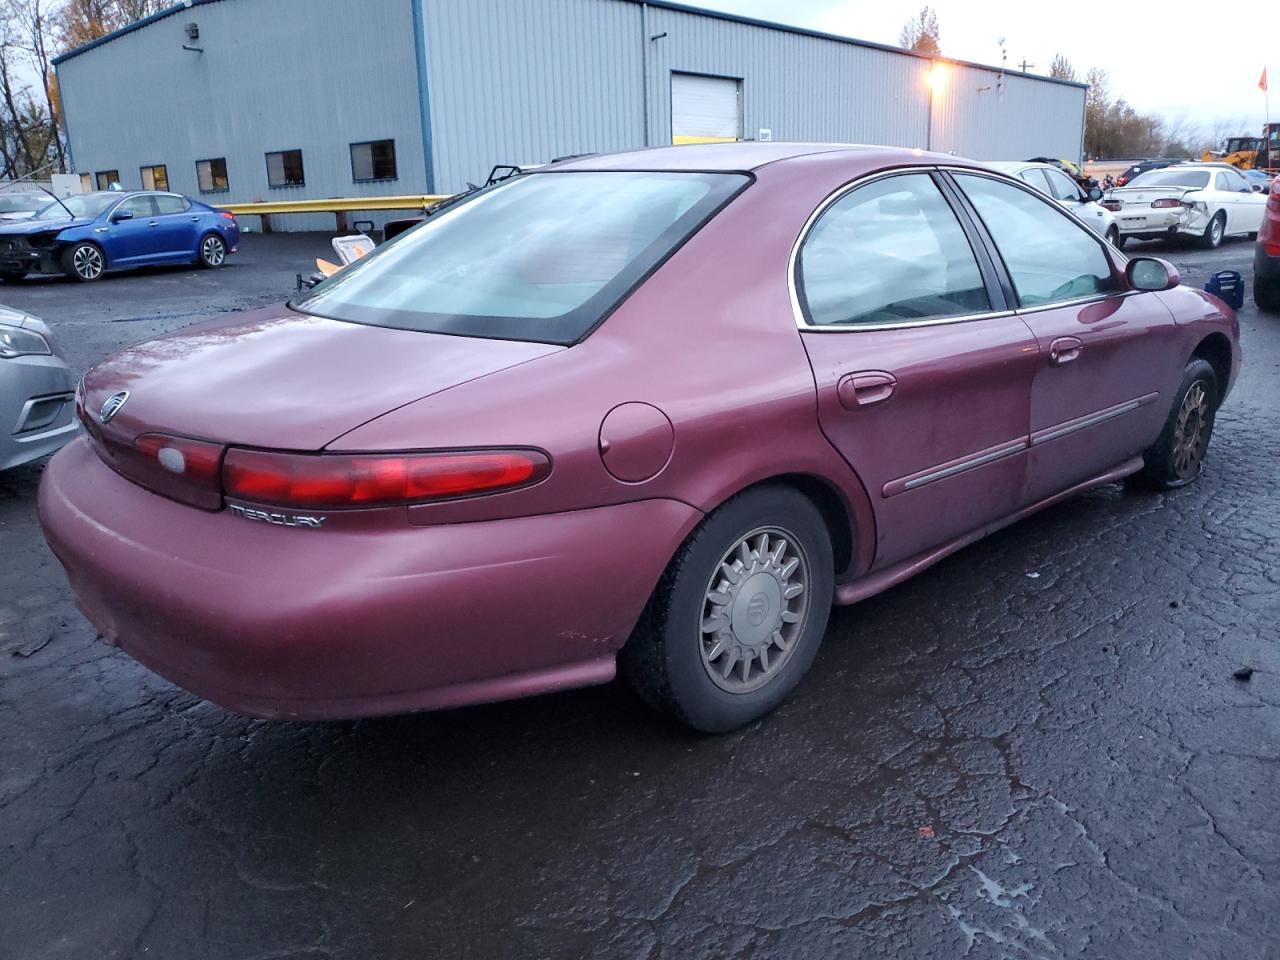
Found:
<box><xmin>671</xmin><ymin>73</ymin><xmax>742</xmax><ymax>144</ymax></box>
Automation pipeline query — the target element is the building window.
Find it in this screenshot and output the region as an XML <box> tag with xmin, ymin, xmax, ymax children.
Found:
<box><xmin>350</xmin><ymin>139</ymin><xmax>397</xmax><ymax>182</ymax></box>
<box><xmin>140</xmin><ymin>164</ymin><xmax>169</xmax><ymax>191</ymax></box>
<box><xmin>265</xmin><ymin>149</ymin><xmax>305</xmax><ymax>188</ymax></box>
<box><xmin>78</xmin><ymin>173</ymin><xmax>92</xmax><ymax>192</ymax></box>
<box><xmin>95</xmin><ymin>170</ymin><xmax>120</xmax><ymax>190</ymax></box>
<box><xmin>196</xmin><ymin>158</ymin><xmax>229</xmax><ymax>193</ymax></box>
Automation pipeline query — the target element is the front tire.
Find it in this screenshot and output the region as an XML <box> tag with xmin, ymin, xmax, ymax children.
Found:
<box><xmin>1128</xmin><ymin>358</ymin><xmax>1218</xmax><ymax>491</ymax></box>
<box><xmin>1199</xmin><ymin>212</ymin><xmax>1226</xmax><ymax>249</ymax></box>
<box><xmin>61</xmin><ymin>242</ymin><xmax>104</xmax><ymax>282</ymax></box>
<box><xmin>198</xmin><ymin>233</ymin><xmax>227</xmax><ymax>268</ymax></box>
<box><xmin>621</xmin><ymin>485</ymin><xmax>834</xmax><ymax>732</ymax></box>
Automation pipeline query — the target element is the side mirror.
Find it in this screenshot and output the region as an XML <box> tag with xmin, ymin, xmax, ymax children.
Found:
<box><xmin>1126</xmin><ymin>257</ymin><xmax>1180</xmax><ymax>292</ymax></box>
<box><xmin>1251</xmin><ymin>184</ymin><xmax>1265</xmax><ymax>193</ymax></box>
<box><xmin>111</xmin><ymin>210</ymin><xmax>134</xmax><ymax>222</ymax></box>
<box><xmin>1087</xmin><ymin>186</ymin><xmax>1104</xmax><ymax>202</ymax></box>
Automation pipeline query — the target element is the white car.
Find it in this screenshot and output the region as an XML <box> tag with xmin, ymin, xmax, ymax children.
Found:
<box><xmin>986</xmin><ymin>161</ymin><xmax>1118</xmax><ymax>244</ymax></box>
<box><xmin>1105</xmin><ymin>163</ymin><xmax>1267</xmax><ymax>249</ymax></box>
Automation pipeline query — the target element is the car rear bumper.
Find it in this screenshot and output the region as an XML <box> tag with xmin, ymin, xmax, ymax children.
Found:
<box><xmin>0</xmin><ymin>353</ymin><xmax>77</xmax><ymax>470</ymax></box>
<box><xmin>39</xmin><ymin>437</ymin><xmax>702</xmax><ymax>719</ymax></box>
<box><xmin>1114</xmin><ymin>207</ymin><xmax>1209</xmax><ymax>239</ymax></box>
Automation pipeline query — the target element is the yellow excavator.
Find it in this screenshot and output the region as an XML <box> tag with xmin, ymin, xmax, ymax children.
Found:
<box><xmin>1202</xmin><ymin>123</ymin><xmax>1280</xmax><ymax>172</ymax></box>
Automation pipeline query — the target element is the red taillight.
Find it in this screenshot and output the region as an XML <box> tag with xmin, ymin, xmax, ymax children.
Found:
<box><xmin>135</xmin><ymin>434</ymin><xmax>225</xmax><ymax>490</ymax></box>
<box><xmin>1151</xmin><ymin>198</ymin><xmax>1182</xmax><ymax>208</ymax></box>
<box><xmin>1266</xmin><ymin>243</ymin><xmax>1280</xmax><ymax>257</ymax></box>
<box><xmin>220</xmin><ymin>211</ymin><xmax>236</xmax><ymax>223</ymax></box>
<box><xmin>222</xmin><ymin>449</ymin><xmax>551</xmax><ymax>509</ymax></box>
<box><xmin>1101</xmin><ymin>200</ymin><xmax>1121</xmax><ymax>212</ymax></box>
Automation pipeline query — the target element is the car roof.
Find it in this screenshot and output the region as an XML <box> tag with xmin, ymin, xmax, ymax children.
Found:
<box><xmin>548</xmin><ymin>141</ymin><xmax>954</xmax><ymax>173</ymax></box>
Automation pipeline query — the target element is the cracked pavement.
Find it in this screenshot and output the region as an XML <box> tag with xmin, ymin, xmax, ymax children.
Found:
<box><xmin>0</xmin><ymin>234</ymin><xmax>1277</xmax><ymax>959</ymax></box>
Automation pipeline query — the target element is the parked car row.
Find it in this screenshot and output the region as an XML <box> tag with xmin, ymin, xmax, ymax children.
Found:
<box><xmin>0</xmin><ymin>190</ymin><xmax>240</xmax><ymax>283</ymax></box>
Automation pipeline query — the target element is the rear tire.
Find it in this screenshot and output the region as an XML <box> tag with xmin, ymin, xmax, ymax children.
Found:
<box><xmin>198</xmin><ymin>233</ymin><xmax>226</xmax><ymax>268</ymax></box>
<box><xmin>621</xmin><ymin>485</ymin><xmax>834</xmax><ymax>733</ymax></box>
<box><xmin>60</xmin><ymin>242</ymin><xmax>104</xmax><ymax>282</ymax></box>
<box><xmin>1256</xmin><ymin>275</ymin><xmax>1280</xmax><ymax>313</ymax></box>
<box><xmin>1127</xmin><ymin>358</ymin><xmax>1218</xmax><ymax>491</ymax></box>
<box><xmin>1198</xmin><ymin>212</ymin><xmax>1226</xmax><ymax>249</ymax></box>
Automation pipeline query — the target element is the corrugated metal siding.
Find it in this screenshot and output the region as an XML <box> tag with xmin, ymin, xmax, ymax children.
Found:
<box><xmin>641</xmin><ymin>5</ymin><xmax>927</xmax><ymax>149</ymax></box>
<box><xmin>420</xmin><ymin>0</ymin><xmax>644</xmax><ymax>192</ymax></box>
<box><xmin>57</xmin><ymin>0</ymin><xmax>425</xmax><ymax>231</ymax></box>
<box><xmin>928</xmin><ymin>66</ymin><xmax>1085</xmax><ymax>161</ymax></box>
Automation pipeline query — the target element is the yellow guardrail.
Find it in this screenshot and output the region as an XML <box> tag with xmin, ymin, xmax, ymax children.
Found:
<box><xmin>216</xmin><ymin>195</ymin><xmax>451</xmax><ymax>216</ymax></box>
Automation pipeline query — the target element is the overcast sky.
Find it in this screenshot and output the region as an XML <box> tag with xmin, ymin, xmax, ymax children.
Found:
<box><xmin>691</xmin><ymin>0</ymin><xmax>1273</xmax><ymax>134</ymax></box>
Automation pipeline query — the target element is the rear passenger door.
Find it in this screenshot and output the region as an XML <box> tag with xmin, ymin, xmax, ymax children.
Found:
<box><xmin>795</xmin><ymin>170</ymin><xmax>1041</xmax><ymax>569</ymax></box>
<box><xmin>151</xmin><ymin>194</ymin><xmax>200</xmax><ymax>260</ymax></box>
<box><xmin>949</xmin><ymin>171</ymin><xmax>1177</xmax><ymax>502</ymax></box>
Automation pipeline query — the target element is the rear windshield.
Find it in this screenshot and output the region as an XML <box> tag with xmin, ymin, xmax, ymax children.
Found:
<box><xmin>1127</xmin><ymin>170</ymin><xmax>1210</xmax><ymax>189</ymax></box>
<box><xmin>292</xmin><ymin>171</ymin><xmax>748</xmax><ymax>344</ymax></box>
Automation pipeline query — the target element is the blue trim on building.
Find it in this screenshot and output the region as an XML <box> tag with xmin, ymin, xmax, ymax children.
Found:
<box><xmin>53</xmin><ymin>0</ymin><xmax>225</xmax><ymax>65</ymax></box>
<box><xmin>410</xmin><ymin>0</ymin><xmax>435</xmax><ymax>193</ymax></box>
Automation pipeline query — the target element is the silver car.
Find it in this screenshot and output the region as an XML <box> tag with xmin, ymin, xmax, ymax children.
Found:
<box><xmin>986</xmin><ymin>161</ymin><xmax>1119</xmax><ymax>246</ymax></box>
<box><xmin>1</xmin><ymin>306</ymin><xmax>77</xmax><ymax>471</ymax></box>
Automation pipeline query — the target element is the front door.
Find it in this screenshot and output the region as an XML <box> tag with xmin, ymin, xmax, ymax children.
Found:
<box><xmin>795</xmin><ymin>170</ymin><xmax>1040</xmax><ymax>570</ymax></box>
<box><xmin>106</xmin><ymin>196</ymin><xmax>161</xmax><ymax>264</ymax></box>
<box><xmin>950</xmin><ymin>171</ymin><xmax>1177</xmax><ymax>502</ymax></box>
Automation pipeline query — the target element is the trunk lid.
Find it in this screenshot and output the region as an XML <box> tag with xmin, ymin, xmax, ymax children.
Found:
<box><xmin>82</xmin><ymin>304</ymin><xmax>563</xmax><ymax>452</ymax></box>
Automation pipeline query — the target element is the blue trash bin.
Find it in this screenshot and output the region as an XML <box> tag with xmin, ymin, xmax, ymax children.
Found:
<box><xmin>1204</xmin><ymin>270</ymin><xmax>1244</xmax><ymax>309</ymax></box>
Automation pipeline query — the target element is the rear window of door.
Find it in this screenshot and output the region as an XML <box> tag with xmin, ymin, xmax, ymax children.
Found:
<box><xmin>796</xmin><ymin>172</ymin><xmax>991</xmax><ymax>327</ymax></box>
<box><xmin>953</xmin><ymin>173</ymin><xmax>1120</xmax><ymax>307</ymax></box>
<box><xmin>154</xmin><ymin>195</ymin><xmax>191</xmax><ymax>214</ymax></box>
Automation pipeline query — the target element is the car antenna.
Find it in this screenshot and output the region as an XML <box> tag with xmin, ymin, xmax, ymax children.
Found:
<box><xmin>5</xmin><ymin>162</ymin><xmax>76</xmax><ymax>219</ymax></box>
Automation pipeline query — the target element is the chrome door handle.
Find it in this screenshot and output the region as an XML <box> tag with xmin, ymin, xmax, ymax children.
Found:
<box><xmin>1048</xmin><ymin>336</ymin><xmax>1083</xmax><ymax>366</ymax></box>
<box><xmin>147</xmin><ymin>220</ymin><xmax>159</xmax><ymax>227</ymax></box>
<box><xmin>837</xmin><ymin>371</ymin><xmax>897</xmax><ymax>410</ymax></box>
<box><xmin>190</xmin><ymin>216</ymin><xmax>200</xmax><ymax>221</ymax></box>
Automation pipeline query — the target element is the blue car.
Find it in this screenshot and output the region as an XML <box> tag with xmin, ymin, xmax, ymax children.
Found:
<box><xmin>0</xmin><ymin>191</ymin><xmax>240</xmax><ymax>283</ymax></box>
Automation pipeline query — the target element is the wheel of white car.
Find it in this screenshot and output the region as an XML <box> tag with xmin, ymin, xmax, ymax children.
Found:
<box><xmin>1105</xmin><ymin>225</ymin><xmax>1120</xmax><ymax>247</ymax></box>
<box><xmin>1200</xmin><ymin>212</ymin><xmax>1226</xmax><ymax>249</ymax></box>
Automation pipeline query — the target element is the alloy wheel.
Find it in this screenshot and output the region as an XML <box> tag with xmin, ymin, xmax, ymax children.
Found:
<box><xmin>1172</xmin><ymin>381</ymin><xmax>1210</xmax><ymax>479</ymax></box>
<box><xmin>74</xmin><ymin>245</ymin><xmax>103</xmax><ymax>280</ymax></box>
<box><xmin>699</xmin><ymin>527</ymin><xmax>810</xmax><ymax>694</ymax></box>
<box><xmin>1209</xmin><ymin>217</ymin><xmax>1224</xmax><ymax>246</ymax></box>
<box><xmin>202</xmin><ymin>236</ymin><xmax>226</xmax><ymax>266</ymax></box>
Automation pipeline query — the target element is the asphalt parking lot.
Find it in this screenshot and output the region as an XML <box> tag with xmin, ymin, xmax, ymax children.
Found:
<box><xmin>1</xmin><ymin>233</ymin><xmax>1278</xmax><ymax>959</ymax></box>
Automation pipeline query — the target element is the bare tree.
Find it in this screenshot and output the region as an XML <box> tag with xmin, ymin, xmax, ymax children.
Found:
<box><xmin>898</xmin><ymin>6</ymin><xmax>941</xmax><ymax>57</ymax></box>
<box><xmin>1049</xmin><ymin>54</ymin><xmax>1076</xmax><ymax>82</ymax></box>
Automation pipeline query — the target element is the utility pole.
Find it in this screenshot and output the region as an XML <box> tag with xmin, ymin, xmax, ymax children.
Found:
<box><xmin>1018</xmin><ymin>58</ymin><xmax>1035</xmax><ymax>73</ymax></box>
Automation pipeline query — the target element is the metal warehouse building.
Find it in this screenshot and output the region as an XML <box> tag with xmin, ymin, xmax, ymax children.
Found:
<box><xmin>55</xmin><ymin>0</ymin><xmax>1087</xmax><ymax>228</ymax></box>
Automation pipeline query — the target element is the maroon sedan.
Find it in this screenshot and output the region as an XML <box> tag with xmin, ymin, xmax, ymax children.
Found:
<box><xmin>39</xmin><ymin>143</ymin><xmax>1240</xmax><ymax>732</ymax></box>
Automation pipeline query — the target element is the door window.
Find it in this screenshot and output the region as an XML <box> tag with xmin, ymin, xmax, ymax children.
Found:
<box><xmin>1043</xmin><ymin>168</ymin><xmax>1084</xmax><ymax>202</ymax></box>
<box><xmin>1220</xmin><ymin>168</ymin><xmax>1251</xmax><ymax>193</ymax></box>
<box><xmin>954</xmin><ymin>173</ymin><xmax>1120</xmax><ymax>307</ymax></box>
<box><xmin>115</xmin><ymin>196</ymin><xmax>155</xmax><ymax>218</ymax></box>
<box><xmin>1018</xmin><ymin>168</ymin><xmax>1052</xmax><ymax>195</ymax></box>
<box><xmin>796</xmin><ymin>173</ymin><xmax>991</xmax><ymax>327</ymax></box>
<box><xmin>154</xmin><ymin>195</ymin><xmax>190</xmax><ymax>214</ymax></box>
